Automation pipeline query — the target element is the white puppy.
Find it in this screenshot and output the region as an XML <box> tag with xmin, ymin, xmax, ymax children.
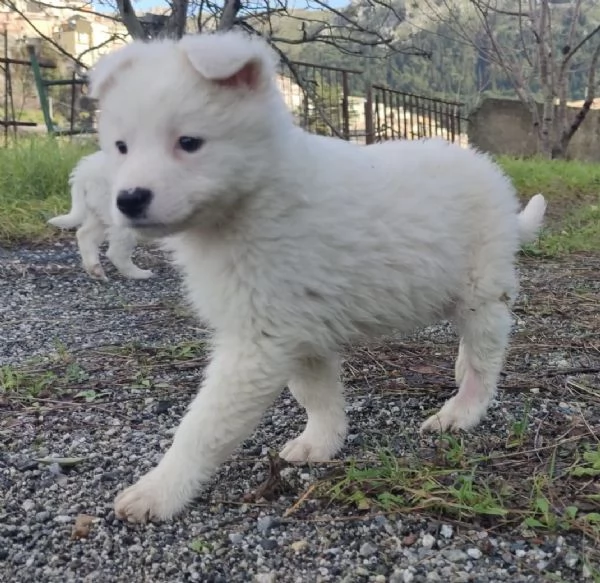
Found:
<box><xmin>89</xmin><ymin>31</ymin><xmax>546</xmax><ymax>523</ymax></box>
<box><xmin>48</xmin><ymin>150</ymin><xmax>153</xmax><ymax>281</ymax></box>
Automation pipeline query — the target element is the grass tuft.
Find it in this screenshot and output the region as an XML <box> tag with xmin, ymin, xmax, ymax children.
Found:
<box><xmin>318</xmin><ymin>435</ymin><xmax>600</xmax><ymax>544</ymax></box>
<box><xmin>0</xmin><ymin>138</ymin><xmax>599</xmax><ymax>255</ymax></box>
<box><xmin>498</xmin><ymin>156</ymin><xmax>600</xmax><ymax>256</ymax></box>
<box><xmin>0</xmin><ymin>136</ymin><xmax>96</xmax><ymax>244</ymax></box>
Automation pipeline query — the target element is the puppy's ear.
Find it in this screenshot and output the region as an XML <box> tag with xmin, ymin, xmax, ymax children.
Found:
<box><xmin>88</xmin><ymin>42</ymin><xmax>145</xmax><ymax>100</ymax></box>
<box><xmin>179</xmin><ymin>31</ymin><xmax>277</xmax><ymax>91</ymax></box>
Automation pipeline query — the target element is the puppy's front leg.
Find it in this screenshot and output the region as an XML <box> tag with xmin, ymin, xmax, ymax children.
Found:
<box><xmin>114</xmin><ymin>340</ymin><xmax>288</xmax><ymax>523</ymax></box>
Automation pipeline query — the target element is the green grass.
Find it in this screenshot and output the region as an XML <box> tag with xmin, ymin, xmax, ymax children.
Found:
<box><xmin>498</xmin><ymin>156</ymin><xmax>600</xmax><ymax>256</ymax></box>
<box><xmin>0</xmin><ymin>339</ymin><xmax>207</xmax><ymax>405</ymax></box>
<box><xmin>321</xmin><ymin>436</ymin><xmax>600</xmax><ymax>545</ymax></box>
<box><xmin>0</xmin><ymin>136</ymin><xmax>599</xmax><ymax>253</ymax></box>
<box><xmin>0</xmin><ymin>135</ymin><xmax>97</xmax><ymax>243</ymax></box>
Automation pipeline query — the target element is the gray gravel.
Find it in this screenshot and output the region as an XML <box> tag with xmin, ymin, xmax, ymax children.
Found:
<box><xmin>1</xmin><ymin>239</ymin><xmax>599</xmax><ymax>582</ymax></box>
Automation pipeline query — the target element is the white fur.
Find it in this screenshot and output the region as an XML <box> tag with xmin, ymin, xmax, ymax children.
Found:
<box><xmin>90</xmin><ymin>30</ymin><xmax>547</xmax><ymax>523</ymax></box>
<box><xmin>48</xmin><ymin>151</ymin><xmax>153</xmax><ymax>281</ymax></box>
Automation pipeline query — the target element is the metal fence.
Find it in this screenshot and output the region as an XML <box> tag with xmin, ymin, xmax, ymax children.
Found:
<box><xmin>4</xmin><ymin>43</ymin><xmax>467</xmax><ymax>148</ymax></box>
<box><xmin>366</xmin><ymin>85</ymin><xmax>465</xmax><ymax>145</ymax></box>
<box><xmin>278</xmin><ymin>62</ymin><xmax>466</xmax><ymax>146</ymax></box>
<box><xmin>278</xmin><ymin>60</ymin><xmax>364</xmax><ymax>141</ymax></box>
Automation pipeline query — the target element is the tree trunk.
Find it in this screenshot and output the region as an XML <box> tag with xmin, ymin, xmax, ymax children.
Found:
<box><xmin>116</xmin><ymin>0</ymin><xmax>147</xmax><ymax>40</ymax></box>
<box><xmin>553</xmin><ymin>40</ymin><xmax>600</xmax><ymax>159</ymax></box>
<box><xmin>218</xmin><ymin>0</ymin><xmax>241</xmax><ymax>31</ymax></box>
<box><xmin>165</xmin><ymin>0</ymin><xmax>189</xmax><ymax>38</ymax></box>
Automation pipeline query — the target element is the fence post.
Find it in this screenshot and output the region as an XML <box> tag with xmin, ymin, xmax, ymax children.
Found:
<box><xmin>364</xmin><ymin>86</ymin><xmax>374</xmax><ymax>145</ymax></box>
<box><xmin>341</xmin><ymin>70</ymin><xmax>350</xmax><ymax>141</ymax></box>
<box><xmin>69</xmin><ymin>70</ymin><xmax>76</xmax><ymax>133</ymax></box>
<box><xmin>27</xmin><ymin>44</ymin><xmax>54</xmax><ymax>135</ymax></box>
<box><xmin>3</xmin><ymin>28</ymin><xmax>8</xmax><ymax>146</ymax></box>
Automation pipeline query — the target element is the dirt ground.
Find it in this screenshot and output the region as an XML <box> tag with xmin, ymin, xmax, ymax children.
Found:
<box><xmin>0</xmin><ymin>240</ymin><xmax>599</xmax><ymax>582</ymax></box>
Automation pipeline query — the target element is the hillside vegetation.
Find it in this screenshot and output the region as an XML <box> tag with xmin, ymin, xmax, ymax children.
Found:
<box><xmin>260</xmin><ymin>0</ymin><xmax>600</xmax><ymax>106</ymax></box>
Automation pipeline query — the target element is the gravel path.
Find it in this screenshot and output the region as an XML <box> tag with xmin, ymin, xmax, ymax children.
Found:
<box><xmin>1</xmin><ymin>240</ymin><xmax>599</xmax><ymax>583</ymax></box>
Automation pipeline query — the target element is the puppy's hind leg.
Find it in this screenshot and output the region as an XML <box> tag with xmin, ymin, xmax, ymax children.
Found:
<box><xmin>280</xmin><ymin>354</ymin><xmax>348</xmax><ymax>463</ymax></box>
<box><xmin>421</xmin><ymin>300</ymin><xmax>512</xmax><ymax>433</ymax></box>
<box><xmin>76</xmin><ymin>216</ymin><xmax>107</xmax><ymax>281</ymax></box>
<box><xmin>106</xmin><ymin>226</ymin><xmax>154</xmax><ymax>280</ymax></box>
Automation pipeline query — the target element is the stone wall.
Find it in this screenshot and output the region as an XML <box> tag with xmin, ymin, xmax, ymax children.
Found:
<box><xmin>467</xmin><ymin>97</ymin><xmax>600</xmax><ymax>162</ymax></box>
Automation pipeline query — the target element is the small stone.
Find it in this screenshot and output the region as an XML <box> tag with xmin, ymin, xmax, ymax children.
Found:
<box><xmin>22</xmin><ymin>499</ymin><xmax>35</xmax><ymax>512</ymax></box>
<box><xmin>537</xmin><ymin>560</ymin><xmax>548</xmax><ymax>571</ymax></box>
<box><xmin>422</xmin><ymin>533</ymin><xmax>436</xmax><ymax>549</ymax></box>
<box><xmin>515</xmin><ymin>549</ymin><xmax>526</xmax><ymax>558</ymax></box>
<box><xmin>442</xmin><ymin>549</ymin><xmax>468</xmax><ymax>562</ymax></box>
<box><xmin>440</xmin><ymin>524</ymin><xmax>454</xmax><ymax>539</ymax></box>
<box><xmin>402</xmin><ymin>570</ymin><xmax>415</xmax><ymax>583</ymax></box>
<box><xmin>257</xmin><ymin>516</ymin><xmax>278</xmax><ymax>534</ymax></box>
<box><xmin>48</xmin><ymin>462</ymin><xmax>63</xmax><ymax>475</ymax></box>
<box><xmin>35</xmin><ymin>511</ymin><xmax>50</xmax><ymax>522</ymax></box>
<box><xmin>564</xmin><ymin>552</ymin><xmax>578</xmax><ymax>569</ymax></box>
<box><xmin>291</xmin><ymin>540</ymin><xmax>308</xmax><ymax>553</ymax></box>
<box><xmin>260</xmin><ymin>538</ymin><xmax>277</xmax><ymax>551</ymax></box>
<box><xmin>402</xmin><ymin>533</ymin><xmax>417</xmax><ymax>546</ymax></box>
<box><xmin>228</xmin><ymin>533</ymin><xmax>243</xmax><ymax>545</ymax></box>
<box><xmin>374</xmin><ymin>576</ymin><xmax>386</xmax><ymax>583</ymax></box>
<box><xmin>467</xmin><ymin>547</ymin><xmax>482</xmax><ymax>560</ymax></box>
<box><xmin>154</xmin><ymin>400</ymin><xmax>172</xmax><ymax>415</ymax></box>
<box><xmin>359</xmin><ymin>541</ymin><xmax>378</xmax><ymax>557</ymax></box>
<box><xmin>254</xmin><ymin>573</ymin><xmax>276</xmax><ymax>583</ymax></box>
<box><xmin>16</xmin><ymin>459</ymin><xmax>38</xmax><ymax>472</ymax></box>
<box><xmin>426</xmin><ymin>572</ymin><xmax>441</xmax><ymax>582</ymax></box>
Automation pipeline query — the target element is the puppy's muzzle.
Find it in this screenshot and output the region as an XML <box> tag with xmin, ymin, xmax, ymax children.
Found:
<box><xmin>116</xmin><ymin>188</ymin><xmax>153</xmax><ymax>219</ymax></box>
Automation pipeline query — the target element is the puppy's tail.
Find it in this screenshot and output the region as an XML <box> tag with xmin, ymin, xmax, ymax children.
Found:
<box><xmin>47</xmin><ymin>172</ymin><xmax>86</xmax><ymax>230</ymax></box>
<box><xmin>518</xmin><ymin>193</ymin><xmax>547</xmax><ymax>244</ymax></box>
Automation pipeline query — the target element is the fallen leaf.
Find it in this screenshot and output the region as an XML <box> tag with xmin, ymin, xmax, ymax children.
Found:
<box><xmin>70</xmin><ymin>514</ymin><xmax>96</xmax><ymax>540</ymax></box>
<box><xmin>356</xmin><ymin>498</ymin><xmax>371</xmax><ymax>511</ymax></box>
<box><xmin>35</xmin><ymin>456</ymin><xmax>87</xmax><ymax>468</ymax></box>
<box><xmin>402</xmin><ymin>533</ymin><xmax>417</xmax><ymax>546</ymax></box>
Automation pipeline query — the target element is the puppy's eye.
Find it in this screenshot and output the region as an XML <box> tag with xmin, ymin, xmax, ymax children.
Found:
<box><xmin>115</xmin><ymin>141</ymin><xmax>128</xmax><ymax>155</ymax></box>
<box><xmin>177</xmin><ymin>136</ymin><xmax>204</xmax><ymax>153</ymax></box>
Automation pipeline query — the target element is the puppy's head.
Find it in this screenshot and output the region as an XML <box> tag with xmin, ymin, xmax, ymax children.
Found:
<box><xmin>89</xmin><ymin>31</ymin><xmax>290</xmax><ymax>236</ymax></box>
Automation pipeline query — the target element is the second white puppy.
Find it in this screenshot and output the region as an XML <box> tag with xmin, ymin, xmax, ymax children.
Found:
<box><xmin>89</xmin><ymin>31</ymin><xmax>546</xmax><ymax>523</ymax></box>
<box><xmin>48</xmin><ymin>150</ymin><xmax>153</xmax><ymax>281</ymax></box>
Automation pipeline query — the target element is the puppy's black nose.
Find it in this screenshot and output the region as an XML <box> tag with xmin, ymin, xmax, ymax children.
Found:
<box><xmin>116</xmin><ymin>188</ymin><xmax>153</xmax><ymax>218</ymax></box>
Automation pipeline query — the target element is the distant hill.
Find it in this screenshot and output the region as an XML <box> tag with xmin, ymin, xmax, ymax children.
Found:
<box><xmin>251</xmin><ymin>0</ymin><xmax>600</xmax><ymax>107</ymax></box>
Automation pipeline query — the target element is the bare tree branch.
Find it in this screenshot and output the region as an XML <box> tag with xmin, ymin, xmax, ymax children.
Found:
<box><xmin>116</xmin><ymin>0</ymin><xmax>147</xmax><ymax>39</ymax></box>
<box><xmin>563</xmin><ymin>22</ymin><xmax>600</xmax><ymax>66</ymax></box>
<box><xmin>166</xmin><ymin>0</ymin><xmax>190</xmax><ymax>37</ymax></box>
<box><xmin>557</xmin><ymin>39</ymin><xmax>600</xmax><ymax>157</ymax></box>
<box><xmin>1</xmin><ymin>0</ymin><xmax>88</xmax><ymax>68</ymax></box>
<box><xmin>218</xmin><ymin>0</ymin><xmax>242</xmax><ymax>31</ymax></box>
<box><xmin>24</xmin><ymin>0</ymin><xmax>122</xmax><ymax>22</ymax></box>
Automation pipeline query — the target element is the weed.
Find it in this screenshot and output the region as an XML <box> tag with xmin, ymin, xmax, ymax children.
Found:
<box><xmin>0</xmin><ymin>364</ymin><xmax>57</xmax><ymax>399</ymax></box>
<box><xmin>321</xmin><ymin>435</ymin><xmax>600</xmax><ymax>543</ymax></box>
<box><xmin>189</xmin><ymin>539</ymin><xmax>212</xmax><ymax>554</ymax></box>
<box><xmin>0</xmin><ymin>136</ymin><xmax>96</xmax><ymax>243</ymax></box>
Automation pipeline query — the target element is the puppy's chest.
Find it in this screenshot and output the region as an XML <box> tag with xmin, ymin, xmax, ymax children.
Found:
<box><xmin>178</xmin><ymin>246</ymin><xmax>277</xmax><ymax>331</ymax></box>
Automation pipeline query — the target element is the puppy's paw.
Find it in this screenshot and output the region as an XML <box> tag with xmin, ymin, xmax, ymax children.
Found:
<box><xmin>280</xmin><ymin>424</ymin><xmax>346</xmax><ymax>463</ymax></box>
<box><xmin>420</xmin><ymin>396</ymin><xmax>484</xmax><ymax>433</ymax></box>
<box><xmin>114</xmin><ymin>472</ymin><xmax>185</xmax><ymax>523</ymax></box>
<box><xmin>126</xmin><ymin>268</ymin><xmax>154</xmax><ymax>280</ymax></box>
<box><xmin>86</xmin><ymin>264</ymin><xmax>108</xmax><ymax>282</ymax></box>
